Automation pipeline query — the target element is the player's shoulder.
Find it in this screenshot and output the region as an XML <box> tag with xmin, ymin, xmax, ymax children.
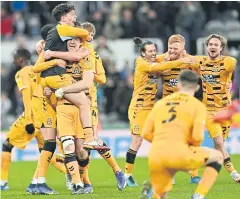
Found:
<box><xmin>156</xmin><ymin>53</ymin><xmax>167</xmax><ymax>62</ymax></box>
<box><xmin>189</xmin><ymin>95</ymin><xmax>206</xmax><ymax>110</ymax></box>
<box><xmin>15</xmin><ymin>66</ymin><xmax>33</xmax><ymax>78</ymax></box>
<box><xmin>223</xmin><ymin>56</ymin><xmax>237</xmax><ymax>65</ymax></box>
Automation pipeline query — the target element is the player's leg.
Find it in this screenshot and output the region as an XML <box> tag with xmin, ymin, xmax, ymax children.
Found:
<box><xmin>191</xmin><ymin>147</ymin><xmax>223</xmax><ymax>199</ymax></box>
<box><xmin>1</xmin><ymin>116</ymin><xmax>35</xmax><ymax>191</ymax></box>
<box><xmin>92</xmin><ymin>107</ymin><xmax>126</xmax><ymax>190</ymax></box>
<box><xmin>207</xmin><ymin>116</ymin><xmax>240</xmax><ymax>182</ymax></box>
<box><xmin>44</xmin><ymin>75</ymin><xmax>102</xmax><ymax>148</ymax></box>
<box><xmin>57</xmin><ymin>105</ymin><xmax>85</xmax><ymax>195</ymax></box>
<box><xmin>0</xmin><ymin>139</ymin><xmax>13</xmax><ymax>191</ymax></box>
<box><xmin>75</xmin><ymin>138</ymin><xmax>93</xmax><ymax>193</ymax></box>
<box><xmin>37</xmin><ymin>127</ymin><xmax>58</xmax><ymax>195</ymax></box>
<box><xmin>125</xmin><ymin>109</ymin><xmax>150</xmax><ymax>186</ymax></box>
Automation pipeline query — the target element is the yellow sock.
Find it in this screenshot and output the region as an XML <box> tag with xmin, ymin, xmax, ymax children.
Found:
<box><xmin>125</xmin><ymin>163</ymin><xmax>134</xmax><ymax>175</ymax></box>
<box><xmin>83</xmin><ymin>127</ymin><xmax>94</xmax><ymax>142</ymax></box>
<box><xmin>66</xmin><ymin>160</ymin><xmax>82</xmax><ymax>184</ymax></box>
<box><xmin>50</xmin><ymin>154</ymin><xmax>67</xmax><ymax>174</ymax></box>
<box><xmin>100</xmin><ymin>151</ymin><xmax>121</xmax><ymax>173</ymax></box>
<box><xmin>195</xmin><ymin>165</ymin><xmax>220</xmax><ymax>196</ymax></box>
<box><xmin>80</xmin><ymin>166</ymin><xmax>91</xmax><ymax>185</ymax></box>
<box><xmin>1</xmin><ymin>152</ymin><xmax>11</xmax><ymax>180</ymax></box>
<box><xmin>79</xmin><ymin>156</ymin><xmax>91</xmax><ymax>185</ymax></box>
<box><xmin>224</xmin><ymin>157</ymin><xmax>235</xmax><ymax>173</ymax></box>
<box><xmin>189</xmin><ymin>169</ymin><xmax>199</xmax><ymax>178</ymax></box>
<box><xmin>38</xmin><ymin>150</ymin><xmax>52</xmax><ymax>177</ymax></box>
<box><xmin>125</xmin><ymin>148</ymin><xmax>137</xmax><ymax>175</ymax></box>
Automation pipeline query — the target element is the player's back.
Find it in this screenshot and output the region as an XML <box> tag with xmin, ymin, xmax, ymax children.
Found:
<box><xmin>151</xmin><ymin>92</ymin><xmax>205</xmax><ymax>147</ymax></box>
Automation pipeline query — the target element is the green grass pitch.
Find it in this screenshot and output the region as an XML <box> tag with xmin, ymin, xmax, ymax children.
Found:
<box><xmin>2</xmin><ymin>156</ymin><xmax>240</xmax><ymax>199</ymax></box>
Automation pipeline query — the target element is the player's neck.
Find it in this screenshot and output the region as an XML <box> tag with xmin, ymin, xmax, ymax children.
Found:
<box><xmin>179</xmin><ymin>90</ymin><xmax>195</xmax><ymax>96</ymax></box>
<box><xmin>21</xmin><ymin>61</ymin><xmax>31</xmax><ymax>68</ymax></box>
<box><xmin>208</xmin><ymin>55</ymin><xmax>221</xmax><ymax>61</ymax></box>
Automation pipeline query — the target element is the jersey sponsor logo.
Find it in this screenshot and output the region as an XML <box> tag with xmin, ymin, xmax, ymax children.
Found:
<box><xmin>202</xmin><ymin>74</ymin><xmax>217</xmax><ymax>84</ymax></box>
<box><xmin>167</xmin><ymin>78</ymin><xmax>178</xmax><ymax>86</ymax></box>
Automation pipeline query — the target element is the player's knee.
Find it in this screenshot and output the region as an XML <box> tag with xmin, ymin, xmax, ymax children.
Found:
<box><xmin>2</xmin><ymin>139</ymin><xmax>14</xmax><ymax>152</ymax></box>
<box><xmin>214</xmin><ymin>150</ymin><xmax>224</xmax><ymax>164</ymax></box>
<box><xmin>206</xmin><ymin>161</ymin><xmax>222</xmax><ymax>173</ymax></box>
<box><xmin>60</xmin><ymin>136</ymin><xmax>75</xmax><ymax>155</ymax></box>
<box><xmin>43</xmin><ymin>139</ymin><xmax>56</xmax><ymax>153</ymax></box>
<box><xmin>76</xmin><ymin>156</ymin><xmax>89</xmax><ymax>167</ymax></box>
<box><xmin>65</xmin><ymin>152</ymin><xmax>77</xmax><ymax>164</ymax></box>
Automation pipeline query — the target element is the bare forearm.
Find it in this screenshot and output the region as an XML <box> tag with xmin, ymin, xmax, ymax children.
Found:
<box><xmin>51</xmin><ymin>51</ymin><xmax>86</xmax><ymax>62</ymax></box>
<box><xmin>63</xmin><ymin>80</ymin><xmax>93</xmax><ymax>93</ymax></box>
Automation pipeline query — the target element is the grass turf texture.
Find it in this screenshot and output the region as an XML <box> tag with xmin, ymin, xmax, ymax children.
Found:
<box><xmin>2</xmin><ymin>156</ymin><xmax>240</xmax><ymax>199</ymax></box>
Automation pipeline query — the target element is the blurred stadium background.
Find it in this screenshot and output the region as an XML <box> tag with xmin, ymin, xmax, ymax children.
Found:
<box><xmin>1</xmin><ymin>1</ymin><xmax>240</xmax><ymax>161</ymax></box>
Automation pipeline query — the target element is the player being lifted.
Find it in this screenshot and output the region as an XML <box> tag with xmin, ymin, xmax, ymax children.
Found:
<box><xmin>141</xmin><ymin>70</ymin><xmax>223</xmax><ymax>199</ymax></box>
<box><xmin>36</xmin><ymin>3</ymin><xmax>104</xmax><ymax>149</ymax></box>
<box><xmin>0</xmin><ymin>49</ymin><xmax>67</xmax><ymax>192</ymax></box>
<box><xmin>124</xmin><ymin>38</ymin><xmax>196</xmax><ymax>186</ymax></box>
<box><xmin>49</xmin><ymin>21</ymin><xmax>126</xmax><ymax>190</ymax></box>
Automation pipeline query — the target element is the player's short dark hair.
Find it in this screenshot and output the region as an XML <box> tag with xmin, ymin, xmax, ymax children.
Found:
<box><xmin>52</xmin><ymin>3</ymin><xmax>75</xmax><ymax>22</ymax></box>
<box><xmin>13</xmin><ymin>48</ymin><xmax>31</xmax><ymax>60</ymax></box>
<box><xmin>133</xmin><ymin>37</ymin><xmax>157</xmax><ymax>56</ymax></box>
<box><xmin>178</xmin><ymin>69</ymin><xmax>199</xmax><ymax>88</ymax></box>
<box><xmin>41</xmin><ymin>24</ymin><xmax>54</xmax><ymax>41</ymax></box>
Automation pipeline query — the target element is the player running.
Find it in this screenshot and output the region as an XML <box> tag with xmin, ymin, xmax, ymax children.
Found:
<box><xmin>141</xmin><ymin>70</ymin><xmax>223</xmax><ymax>199</ymax></box>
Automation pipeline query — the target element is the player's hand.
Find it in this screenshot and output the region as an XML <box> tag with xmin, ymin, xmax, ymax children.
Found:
<box><xmin>36</xmin><ymin>40</ymin><xmax>45</xmax><ymax>54</ymax></box>
<box><xmin>55</xmin><ymin>88</ymin><xmax>64</xmax><ymax>98</ymax></box>
<box><xmin>43</xmin><ymin>87</ymin><xmax>52</xmax><ymax>97</ymax></box>
<box><xmin>25</xmin><ymin>123</ymin><xmax>35</xmax><ymax>134</ymax></box>
<box><xmin>56</xmin><ymin>59</ymin><xmax>67</xmax><ymax>68</ymax></box>
<box><xmin>44</xmin><ymin>50</ymin><xmax>53</xmax><ymax>60</ymax></box>
<box><xmin>182</xmin><ymin>56</ymin><xmax>196</xmax><ymax>64</ymax></box>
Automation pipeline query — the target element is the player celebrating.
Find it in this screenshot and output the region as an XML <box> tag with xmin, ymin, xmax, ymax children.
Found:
<box><xmin>124</xmin><ymin>38</ymin><xmax>195</xmax><ymax>186</ymax></box>
<box><xmin>141</xmin><ymin>70</ymin><xmax>223</xmax><ymax>199</ymax></box>
<box><xmin>193</xmin><ymin>34</ymin><xmax>240</xmax><ymax>182</ymax></box>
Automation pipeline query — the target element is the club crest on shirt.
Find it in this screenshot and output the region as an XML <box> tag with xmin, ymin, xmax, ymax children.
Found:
<box><xmin>47</xmin><ymin>118</ymin><xmax>52</xmax><ymax>125</ymax></box>
<box><xmin>133</xmin><ymin>125</ymin><xmax>140</xmax><ymax>132</ymax></box>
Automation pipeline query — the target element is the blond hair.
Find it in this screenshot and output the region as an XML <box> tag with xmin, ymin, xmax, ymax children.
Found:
<box><xmin>81</xmin><ymin>22</ymin><xmax>96</xmax><ymax>35</ymax></box>
<box><xmin>205</xmin><ymin>34</ymin><xmax>227</xmax><ymax>51</ymax></box>
<box><xmin>168</xmin><ymin>34</ymin><xmax>185</xmax><ymax>45</ymax></box>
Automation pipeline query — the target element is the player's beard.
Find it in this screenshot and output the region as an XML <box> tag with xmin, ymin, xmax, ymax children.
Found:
<box><xmin>207</xmin><ymin>51</ymin><xmax>220</xmax><ymax>60</ymax></box>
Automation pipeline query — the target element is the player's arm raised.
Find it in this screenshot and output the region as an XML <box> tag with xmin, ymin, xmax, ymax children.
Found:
<box><xmin>190</xmin><ymin>104</ymin><xmax>207</xmax><ymax>146</ymax></box>
<box><xmin>56</xmin><ymin>24</ymin><xmax>89</xmax><ymax>42</ymax></box>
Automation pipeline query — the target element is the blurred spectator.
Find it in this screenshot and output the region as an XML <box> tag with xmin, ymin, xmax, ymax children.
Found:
<box><xmin>10</xmin><ymin>1</ymin><xmax>27</xmax><ymax>13</ymax></box>
<box><xmin>120</xmin><ymin>9</ymin><xmax>137</xmax><ymax>38</ymax></box>
<box><xmin>89</xmin><ymin>11</ymin><xmax>105</xmax><ymax>37</ymax></box>
<box><xmin>12</xmin><ymin>12</ymin><xmax>28</xmax><ymax>36</ymax></box>
<box><xmin>176</xmin><ymin>1</ymin><xmax>206</xmax><ymax>51</ymax></box>
<box><xmin>1</xmin><ymin>92</ymin><xmax>12</xmax><ymax>129</ymax></box>
<box><xmin>103</xmin><ymin>14</ymin><xmax>123</xmax><ymax>39</ymax></box>
<box><xmin>1</xmin><ymin>7</ymin><xmax>14</xmax><ymax>38</ymax></box>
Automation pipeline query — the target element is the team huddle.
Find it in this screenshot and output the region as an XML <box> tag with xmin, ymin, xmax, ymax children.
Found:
<box><xmin>1</xmin><ymin>2</ymin><xmax>240</xmax><ymax>199</ymax></box>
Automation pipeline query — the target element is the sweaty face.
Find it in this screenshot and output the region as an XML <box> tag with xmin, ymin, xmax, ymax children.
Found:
<box><xmin>67</xmin><ymin>38</ymin><xmax>81</xmax><ymax>52</ymax></box>
<box><xmin>62</xmin><ymin>10</ymin><xmax>77</xmax><ymax>26</ymax></box>
<box><xmin>142</xmin><ymin>44</ymin><xmax>157</xmax><ymax>62</ymax></box>
<box><xmin>207</xmin><ymin>38</ymin><xmax>222</xmax><ymax>59</ymax></box>
<box><xmin>168</xmin><ymin>42</ymin><xmax>184</xmax><ymax>60</ymax></box>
